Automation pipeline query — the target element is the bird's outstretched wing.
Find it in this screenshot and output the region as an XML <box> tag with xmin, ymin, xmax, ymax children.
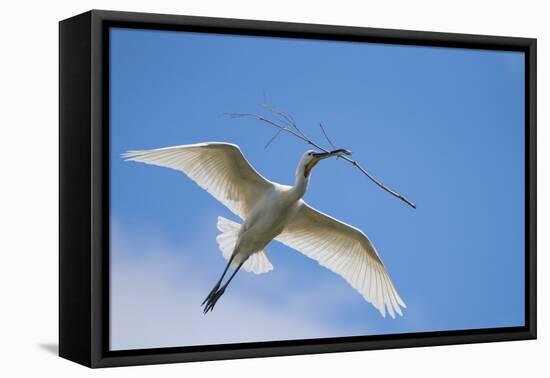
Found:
<box><xmin>123</xmin><ymin>143</ymin><xmax>273</xmax><ymax>219</ymax></box>
<box><xmin>275</xmin><ymin>201</ymin><xmax>406</xmax><ymax>318</ymax></box>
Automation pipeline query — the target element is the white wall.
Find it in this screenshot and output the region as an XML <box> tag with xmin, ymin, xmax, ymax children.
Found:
<box><xmin>0</xmin><ymin>0</ymin><xmax>546</xmax><ymax>376</ymax></box>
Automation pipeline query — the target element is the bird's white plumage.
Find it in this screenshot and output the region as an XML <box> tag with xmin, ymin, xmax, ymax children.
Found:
<box><xmin>276</xmin><ymin>202</ymin><xmax>406</xmax><ymax>318</ymax></box>
<box><xmin>122</xmin><ymin>143</ymin><xmax>273</xmax><ymax>220</ymax></box>
<box><xmin>216</xmin><ymin>216</ymin><xmax>273</xmax><ymax>274</ymax></box>
<box><xmin>123</xmin><ymin>142</ymin><xmax>405</xmax><ymax>318</ymax></box>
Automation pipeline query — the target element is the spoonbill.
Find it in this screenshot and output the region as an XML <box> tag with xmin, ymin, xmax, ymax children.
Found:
<box><xmin>123</xmin><ymin>142</ymin><xmax>406</xmax><ymax>317</ymax></box>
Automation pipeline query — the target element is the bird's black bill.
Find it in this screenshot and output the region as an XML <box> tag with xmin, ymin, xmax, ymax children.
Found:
<box><xmin>312</xmin><ymin>148</ymin><xmax>352</xmax><ymax>159</ymax></box>
<box><xmin>304</xmin><ymin>149</ymin><xmax>352</xmax><ymax>178</ymax></box>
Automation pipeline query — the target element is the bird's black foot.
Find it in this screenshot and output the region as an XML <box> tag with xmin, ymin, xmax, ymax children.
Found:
<box><xmin>202</xmin><ymin>287</ymin><xmax>226</xmax><ymax>314</ymax></box>
<box><xmin>201</xmin><ymin>282</ymin><xmax>221</xmax><ymax>306</ymax></box>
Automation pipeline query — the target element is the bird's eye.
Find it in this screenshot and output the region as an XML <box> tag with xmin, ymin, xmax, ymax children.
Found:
<box><xmin>308</xmin><ymin>152</ymin><xmax>313</xmax><ymax>156</ymax></box>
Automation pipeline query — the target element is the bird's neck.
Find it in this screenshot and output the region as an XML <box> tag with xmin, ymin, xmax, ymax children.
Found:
<box><xmin>290</xmin><ymin>172</ymin><xmax>309</xmax><ymax>200</ymax></box>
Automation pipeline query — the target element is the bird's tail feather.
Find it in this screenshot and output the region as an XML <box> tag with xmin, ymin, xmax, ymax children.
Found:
<box><xmin>216</xmin><ymin>216</ymin><xmax>273</xmax><ymax>274</ymax></box>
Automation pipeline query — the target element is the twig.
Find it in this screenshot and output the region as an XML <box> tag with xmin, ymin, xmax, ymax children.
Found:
<box><xmin>264</xmin><ymin>129</ymin><xmax>282</xmax><ymax>149</ymax></box>
<box><xmin>319</xmin><ymin>123</ymin><xmax>337</xmax><ymax>150</ymax></box>
<box><xmin>318</xmin><ymin>122</ymin><xmax>343</xmax><ymax>160</ymax></box>
<box><xmin>225</xmin><ymin>112</ymin><xmax>323</xmax><ymax>150</ymax></box>
<box><xmin>260</xmin><ymin>102</ymin><xmax>310</xmax><ymax>141</ymax></box>
<box><xmin>339</xmin><ymin>155</ymin><xmax>416</xmax><ymax>209</ymax></box>
<box><xmin>225</xmin><ymin>111</ymin><xmax>416</xmax><ymax>209</ymax></box>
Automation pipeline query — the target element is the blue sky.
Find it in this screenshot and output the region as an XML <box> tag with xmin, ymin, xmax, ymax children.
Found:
<box><xmin>109</xmin><ymin>27</ymin><xmax>525</xmax><ymax>350</ymax></box>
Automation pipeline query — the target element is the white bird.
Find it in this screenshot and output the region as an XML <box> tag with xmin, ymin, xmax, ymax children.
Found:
<box><xmin>123</xmin><ymin>142</ymin><xmax>406</xmax><ymax>317</ymax></box>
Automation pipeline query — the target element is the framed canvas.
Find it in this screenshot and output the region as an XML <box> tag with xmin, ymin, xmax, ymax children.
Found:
<box><xmin>59</xmin><ymin>10</ymin><xmax>537</xmax><ymax>368</ymax></box>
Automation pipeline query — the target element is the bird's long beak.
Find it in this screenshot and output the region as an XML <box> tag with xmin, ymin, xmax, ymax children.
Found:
<box><xmin>305</xmin><ymin>149</ymin><xmax>352</xmax><ymax>177</ymax></box>
<box><xmin>312</xmin><ymin>149</ymin><xmax>352</xmax><ymax>160</ymax></box>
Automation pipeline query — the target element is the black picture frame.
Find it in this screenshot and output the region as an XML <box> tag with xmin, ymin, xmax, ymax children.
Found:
<box><xmin>59</xmin><ymin>9</ymin><xmax>537</xmax><ymax>368</ymax></box>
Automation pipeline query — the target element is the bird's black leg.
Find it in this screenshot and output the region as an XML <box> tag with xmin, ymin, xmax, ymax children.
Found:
<box><xmin>201</xmin><ymin>254</ymin><xmax>235</xmax><ymax>306</ymax></box>
<box><xmin>203</xmin><ymin>257</ymin><xmax>248</xmax><ymax>314</ymax></box>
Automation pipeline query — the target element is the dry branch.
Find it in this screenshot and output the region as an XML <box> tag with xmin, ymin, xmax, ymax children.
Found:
<box><xmin>225</xmin><ymin>108</ymin><xmax>416</xmax><ymax>209</ymax></box>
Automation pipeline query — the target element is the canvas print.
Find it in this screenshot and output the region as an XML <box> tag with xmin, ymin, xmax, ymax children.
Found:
<box><xmin>109</xmin><ymin>27</ymin><xmax>525</xmax><ymax>351</ymax></box>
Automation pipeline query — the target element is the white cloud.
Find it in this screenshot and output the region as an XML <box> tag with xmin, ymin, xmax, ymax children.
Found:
<box><xmin>109</xmin><ymin>222</ymin><xmax>359</xmax><ymax>350</ymax></box>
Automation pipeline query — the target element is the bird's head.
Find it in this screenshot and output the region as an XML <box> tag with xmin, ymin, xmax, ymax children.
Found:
<box><xmin>298</xmin><ymin>149</ymin><xmax>352</xmax><ymax>179</ymax></box>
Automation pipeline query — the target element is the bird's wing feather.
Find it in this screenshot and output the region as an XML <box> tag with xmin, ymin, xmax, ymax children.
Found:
<box><xmin>123</xmin><ymin>142</ymin><xmax>273</xmax><ymax>219</ymax></box>
<box><xmin>275</xmin><ymin>201</ymin><xmax>406</xmax><ymax>318</ymax></box>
